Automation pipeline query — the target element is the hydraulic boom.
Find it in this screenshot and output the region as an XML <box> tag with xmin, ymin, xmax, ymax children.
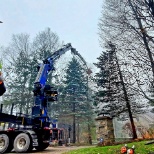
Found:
<box><xmin>32</xmin><ymin>43</ymin><xmax>74</xmax><ymax>127</ymax></box>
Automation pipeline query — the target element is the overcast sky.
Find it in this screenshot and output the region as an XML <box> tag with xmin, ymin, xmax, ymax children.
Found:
<box><xmin>0</xmin><ymin>0</ymin><xmax>103</xmax><ymax>64</ymax></box>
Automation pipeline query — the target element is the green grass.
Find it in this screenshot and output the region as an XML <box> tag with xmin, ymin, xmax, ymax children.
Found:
<box><xmin>64</xmin><ymin>141</ymin><xmax>154</xmax><ymax>154</ymax></box>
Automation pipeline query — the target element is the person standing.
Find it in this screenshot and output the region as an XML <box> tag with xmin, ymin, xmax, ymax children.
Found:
<box><xmin>0</xmin><ymin>62</ymin><xmax>6</xmax><ymax>96</ymax></box>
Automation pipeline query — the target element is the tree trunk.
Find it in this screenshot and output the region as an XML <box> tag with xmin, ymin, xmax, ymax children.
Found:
<box><xmin>109</xmin><ymin>43</ymin><xmax>137</xmax><ymax>139</ymax></box>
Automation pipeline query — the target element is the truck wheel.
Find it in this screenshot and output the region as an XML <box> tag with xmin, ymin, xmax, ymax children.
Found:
<box><xmin>0</xmin><ymin>134</ymin><xmax>13</xmax><ymax>153</ymax></box>
<box><xmin>35</xmin><ymin>143</ymin><xmax>49</xmax><ymax>151</ymax></box>
<box><xmin>13</xmin><ymin>133</ymin><xmax>32</xmax><ymax>153</ymax></box>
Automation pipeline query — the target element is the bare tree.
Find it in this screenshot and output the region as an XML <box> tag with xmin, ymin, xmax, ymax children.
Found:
<box><xmin>98</xmin><ymin>0</ymin><xmax>154</xmax><ymax>108</ymax></box>
<box><xmin>32</xmin><ymin>28</ymin><xmax>60</xmax><ymax>60</ymax></box>
<box><xmin>1</xmin><ymin>33</ymin><xmax>33</xmax><ymax>113</ymax></box>
<box><xmin>1</xmin><ymin>28</ymin><xmax>61</xmax><ymax>114</ymax></box>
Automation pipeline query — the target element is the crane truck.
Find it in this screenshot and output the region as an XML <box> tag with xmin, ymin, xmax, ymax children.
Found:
<box><xmin>0</xmin><ymin>43</ymin><xmax>82</xmax><ymax>153</ymax></box>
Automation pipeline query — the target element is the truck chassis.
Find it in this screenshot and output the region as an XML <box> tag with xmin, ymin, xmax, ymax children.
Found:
<box><xmin>0</xmin><ymin>112</ymin><xmax>51</xmax><ymax>153</ymax></box>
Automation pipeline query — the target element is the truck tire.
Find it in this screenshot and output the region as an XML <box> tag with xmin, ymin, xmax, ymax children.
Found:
<box><xmin>35</xmin><ymin>142</ymin><xmax>49</xmax><ymax>151</ymax></box>
<box><xmin>13</xmin><ymin>133</ymin><xmax>32</xmax><ymax>153</ymax></box>
<box><xmin>0</xmin><ymin>134</ymin><xmax>13</xmax><ymax>153</ymax></box>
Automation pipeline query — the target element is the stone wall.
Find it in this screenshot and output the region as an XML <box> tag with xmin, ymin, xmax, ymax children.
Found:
<box><xmin>95</xmin><ymin>116</ymin><xmax>115</xmax><ymax>145</ymax></box>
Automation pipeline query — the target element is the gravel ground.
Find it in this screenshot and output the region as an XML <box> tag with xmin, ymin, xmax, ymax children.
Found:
<box><xmin>9</xmin><ymin>146</ymin><xmax>92</xmax><ymax>154</ymax></box>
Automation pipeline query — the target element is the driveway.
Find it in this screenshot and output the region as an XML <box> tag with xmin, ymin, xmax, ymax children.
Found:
<box><xmin>9</xmin><ymin>146</ymin><xmax>92</xmax><ymax>154</ymax></box>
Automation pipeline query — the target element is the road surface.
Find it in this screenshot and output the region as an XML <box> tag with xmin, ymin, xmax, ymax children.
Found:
<box><xmin>10</xmin><ymin>146</ymin><xmax>92</xmax><ymax>154</ymax></box>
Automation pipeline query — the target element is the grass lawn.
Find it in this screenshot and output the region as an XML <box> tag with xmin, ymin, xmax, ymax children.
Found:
<box><xmin>64</xmin><ymin>141</ymin><xmax>154</xmax><ymax>154</ymax></box>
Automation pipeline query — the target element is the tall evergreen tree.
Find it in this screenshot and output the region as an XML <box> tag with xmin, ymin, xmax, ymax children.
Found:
<box><xmin>94</xmin><ymin>43</ymin><xmax>145</xmax><ymax>117</ymax></box>
<box><xmin>94</xmin><ymin>44</ymin><xmax>126</xmax><ymax>117</ymax></box>
<box><xmin>94</xmin><ymin>42</ymin><xmax>147</xmax><ymax>138</ymax></box>
<box><xmin>62</xmin><ymin>57</ymin><xmax>88</xmax><ymax>114</ymax></box>
<box><xmin>58</xmin><ymin>57</ymin><xmax>93</xmax><ymax>143</ymax></box>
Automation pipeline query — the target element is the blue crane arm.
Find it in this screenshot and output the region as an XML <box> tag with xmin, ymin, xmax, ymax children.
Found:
<box><xmin>34</xmin><ymin>43</ymin><xmax>72</xmax><ymax>86</ymax></box>
<box><xmin>32</xmin><ymin>43</ymin><xmax>73</xmax><ymax>125</ymax></box>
